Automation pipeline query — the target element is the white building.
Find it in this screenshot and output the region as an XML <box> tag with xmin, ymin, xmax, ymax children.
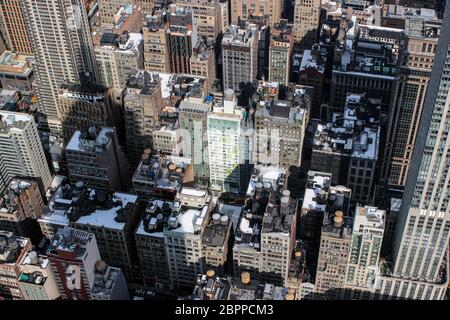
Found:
<box><xmin>344</xmin><ymin>206</ymin><xmax>385</xmax><ymax>299</ymax></box>
<box><xmin>95</xmin><ymin>32</ymin><xmax>144</xmax><ymax>94</ymax></box>
<box><xmin>207</xmin><ymin>90</ymin><xmax>244</xmax><ymax>193</ymax></box>
<box><xmin>0</xmin><ymin>111</ymin><xmax>52</xmax><ymax>193</ymax></box>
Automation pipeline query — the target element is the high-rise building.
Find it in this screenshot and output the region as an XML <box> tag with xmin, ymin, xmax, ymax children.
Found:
<box><xmin>344</xmin><ymin>206</ymin><xmax>385</xmax><ymax>299</ymax></box>
<box><xmin>233</xmin><ymin>166</ymin><xmax>297</xmax><ymax>286</ymax></box>
<box><xmin>135</xmin><ymin>199</ymin><xmax>174</xmax><ymax>289</ymax></box>
<box><xmin>230</xmin><ymin>0</ymin><xmax>283</xmax><ymax>26</ymax></box>
<box><xmin>73</xmin><ymin>191</ymin><xmax>141</xmax><ymax>284</ymax></box>
<box><xmin>296</xmin><ymin>47</ymin><xmax>326</xmax><ymax>119</ymax></box>
<box><xmin>374</xmin><ymin>3</ymin><xmax>450</xmax><ymax>300</ymax></box>
<box><xmin>310</xmin><ymin>94</ymin><xmax>381</xmax><ymax>203</ymax></box>
<box><xmin>57</xmin><ymin>83</ymin><xmax>121</xmax><ymax>142</ymax></box>
<box><xmin>207</xmin><ymin>90</ymin><xmax>245</xmax><ymax>193</ymax></box>
<box><xmin>382</xmin><ymin>12</ymin><xmax>441</xmax><ymax>188</ymax></box>
<box><xmin>0</xmin><ymin>179</ymin><xmax>44</xmax><ymax>244</ymax></box>
<box><xmin>253</xmin><ymin>97</ymin><xmax>308</xmax><ymax>168</ymax></box>
<box><xmin>164</xmin><ymin>187</ymin><xmax>212</xmax><ymax>289</ymax></box>
<box><xmin>314</xmin><ymin>211</ymin><xmax>353</xmax><ymax>298</ymax></box>
<box><xmin>135</xmin><ymin>0</ymin><xmax>155</xmax><ymax>15</ymax></box>
<box><xmin>221</xmin><ymin>24</ymin><xmax>258</xmax><ymax>93</ymax></box>
<box><xmin>95</xmin><ymin>32</ymin><xmax>144</xmax><ymax>94</ymax></box>
<box><xmin>0</xmin><ymin>51</ymin><xmax>34</xmax><ymax>93</ymax></box>
<box><xmin>21</xmin><ymin>0</ymin><xmax>99</xmax><ymax>133</ymax></box>
<box><xmin>190</xmin><ymin>40</ymin><xmax>216</xmax><ymax>90</ymax></box>
<box><xmin>46</xmin><ymin>227</ymin><xmax>129</xmax><ymax>300</ymax></box>
<box><xmin>268</xmin><ymin>20</ymin><xmax>293</xmax><ymax>86</ymax></box>
<box><xmin>177</xmin><ymin>0</ymin><xmax>222</xmax><ymax>38</ymax></box>
<box><xmin>0</xmin><ymin>231</ymin><xmax>31</xmax><ymax>300</ymax></box>
<box><xmin>179</xmin><ymin>95</ymin><xmax>214</xmax><ymax>186</ymax></box>
<box><xmin>0</xmin><ymin>0</ymin><xmax>32</xmax><ymax>54</ymax></box>
<box><xmin>293</xmin><ymin>0</ymin><xmax>321</xmax><ymax>48</ymax></box>
<box><xmin>329</xmin><ymin>25</ymin><xmax>400</xmax><ymax>117</ymax></box>
<box><xmin>143</xmin><ymin>13</ymin><xmax>170</xmax><ymax>72</ymax></box>
<box><xmin>97</xmin><ymin>0</ymin><xmax>128</xmax><ymax>26</ymax></box>
<box><xmin>124</xmin><ymin>70</ymin><xmax>164</xmax><ymax>167</ymax></box>
<box><xmin>17</xmin><ymin>251</ymin><xmax>61</xmax><ymax>300</ymax></box>
<box><xmin>65</xmin><ymin>127</ymin><xmax>130</xmax><ymax>192</ymax></box>
<box><xmin>131</xmin><ymin>151</ymin><xmax>193</xmax><ymax>200</ymax></box>
<box><xmin>0</xmin><ymin>111</ymin><xmax>52</xmax><ymax>194</ymax></box>
<box><xmin>167</xmin><ymin>5</ymin><xmax>198</xmax><ymax>74</ymax></box>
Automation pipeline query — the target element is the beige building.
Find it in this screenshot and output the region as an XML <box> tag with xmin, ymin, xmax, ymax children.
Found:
<box><xmin>230</xmin><ymin>0</ymin><xmax>283</xmax><ymax>25</ymax></box>
<box><xmin>0</xmin><ymin>51</ymin><xmax>34</xmax><ymax>92</ymax></box>
<box><xmin>143</xmin><ymin>13</ymin><xmax>170</xmax><ymax>72</ymax></box>
<box><xmin>268</xmin><ymin>20</ymin><xmax>294</xmax><ymax>86</ymax></box>
<box><xmin>178</xmin><ymin>0</ymin><xmax>223</xmax><ymax>38</ymax></box>
<box><xmin>98</xmin><ymin>0</ymin><xmax>129</xmax><ymax>26</ymax></box>
<box><xmin>95</xmin><ymin>32</ymin><xmax>144</xmax><ymax>94</ymax></box>
<box><xmin>221</xmin><ymin>24</ymin><xmax>258</xmax><ymax>93</ymax></box>
<box><xmin>17</xmin><ymin>251</ymin><xmax>61</xmax><ymax>300</ymax></box>
<box><xmin>382</xmin><ymin>15</ymin><xmax>440</xmax><ymax>187</ymax></box>
<box><xmin>202</xmin><ymin>211</ymin><xmax>232</xmax><ymax>274</ymax></box>
<box><xmin>124</xmin><ymin>70</ymin><xmax>164</xmax><ymax>167</ymax></box>
<box><xmin>233</xmin><ymin>167</ymin><xmax>297</xmax><ymax>286</ymax></box>
<box><xmin>57</xmin><ymin>83</ymin><xmax>120</xmax><ymax>143</ymax></box>
<box><xmin>190</xmin><ymin>41</ymin><xmax>216</xmax><ymax>90</ymax></box>
<box><xmin>135</xmin><ymin>0</ymin><xmax>155</xmax><ymax>15</ymax></box>
<box><xmin>21</xmin><ymin>0</ymin><xmax>98</xmax><ymax>133</ymax></box>
<box><xmin>0</xmin><ymin>231</ymin><xmax>31</xmax><ymax>300</ymax></box>
<box><xmin>315</xmin><ymin>212</ymin><xmax>353</xmax><ymax>298</ymax></box>
<box><xmin>0</xmin><ymin>179</ymin><xmax>44</xmax><ymax>244</ymax></box>
<box><xmin>293</xmin><ymin>0</ymin><xmax>321</xmax><ymax>48</ymax></box>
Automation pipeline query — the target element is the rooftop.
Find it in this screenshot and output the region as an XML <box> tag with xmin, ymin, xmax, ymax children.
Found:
<box><xmin>18</xmin><ymin>251</ymin><xmax>50</xmax><ymax>286</ymax></box>
<box><xmin>91</xmin><ymin>262</ymin><xmax>123</xmax><ymax>296</ymax></box>
<box><xmin>193</xmin><ymin>274</ymin><xmax>292</xmax><ymax>300</ymax></box>
<box><xmin>39</xmin><ymin>183</ymin><xmax>138</xmax><ymax>230</ymax></box>
<box><xmin>222</xmin><ymin>24</ymin><xmax>257</xmax><ymax>47</ymax></box>
<box><xmin>125</xmin><ymin>70</ymin><xmax>162</xmax><ymax>96</ymax></box>
<box><xmin>0</xmin><ymin>111</ymin><xmax>33</xmax><ymax>133</ymax></box>
<box><xmin>312</xmin><ymin>93</ymin><xmax>380</xmax><ymax>160</ymax></box>
<box><xmin>0</xmin><ymin>179</ymin><xmax>35</xmax><ymax>215</ymax></box>
<box><xmin>47</xmin><ymin>227</ymin><xmax>94</xmax><ymax>258</ymax></box>
<box><xmin>255</xmin><ymin>99</ymin><xmax>306</xmax><ymax>124</ymax></box>
<box><xmin>236</xmin><ymin>166</ymin><xmax>295</xmax><ymax>249</ymax></box>
<box><xmin>0</xmin><ymin>230</ymin><xmax>29</xmax><ymax>264</ymax></box>
<box><xmin>302</xmin><ymin>170</ymin><xmax>352</xmax><ymax>215</ymax></box>
<box><xmin>355</xmin><ymin>205</ymin><xmax>385</xmax><ymax>229</ymax></box>
<box><xmin>132</xmin><ymin>152</ymin><xmax>190</xmax><ymax>194</ymax></box>
<box><xmin>65</xmin><ymin>127</ymin><xmax>115</xmax><ymax>153</ymax></box>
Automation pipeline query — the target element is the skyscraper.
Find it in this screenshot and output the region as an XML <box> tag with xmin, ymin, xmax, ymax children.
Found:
<box><xmin>382</xmin><ymin>12</ymin><xmax>441</xmax><ymax>188</ymax></box>
<box><xmin>179</xmin><ymin>96</ymin><xmax>213</xmax><ymax>187</ymax></box>
<box><xmin>375</xmin><ymin>2</ymin><xmax>450</xmax><ymax>300</ymax></box>
<box><xmin>221</xmin><ymin>24</ymin><xmax>258</xmax><ymax>93</ymax></box>
<box><xmin>293</xmin><ymin>0</ymin><xmax>321</xmax><ymax>48</ymax></box>
<box><xmin>21</xmin><ymin>0</ymin><xmax>98</xmax><ymax>133</ymax></box>
<box><xmin>0</xmin><ymin>111</ymin><xmax>52</xmax><ymax>194</ymax></box>
<box><xmin>230</xmin><ymin>0</ymin><xmax>283</xmax><ymax>26</ymax></box>
<box><xmin>167</xmin><ymin>5</ymin><xmax>197</xmax><ymax>74</ymax></box>
<box><xmin>0</xmin><ymin>0</ymin><xmax>32</xmax><ymax>54</ymax></box>
<box><xmin>207</xmin><ymin>90</ymin><xmax>244</xmax><ymax>193</ymax></box>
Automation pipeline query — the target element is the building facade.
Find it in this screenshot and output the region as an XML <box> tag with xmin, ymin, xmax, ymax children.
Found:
<box><xmin>0</xmin><ymin>111</ymin><xmax>52</xmax><ymax>194</ymax></box>
<box><xmin>21</xmin><ymin>0</ymin><xmax>98</xmax><ymax>133</ymax></box>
